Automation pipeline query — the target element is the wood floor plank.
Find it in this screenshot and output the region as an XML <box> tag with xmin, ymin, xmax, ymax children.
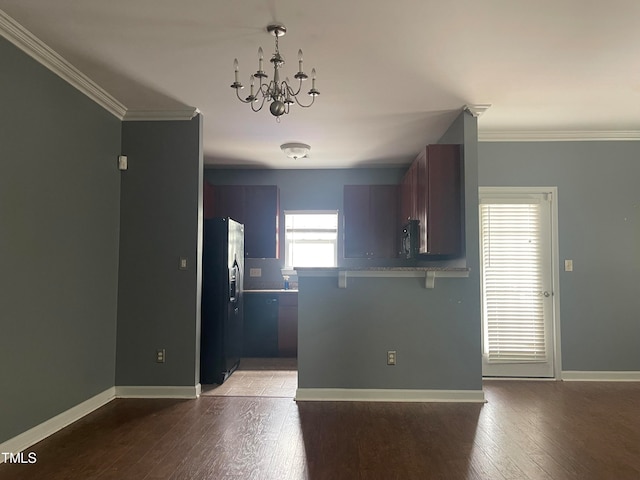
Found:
<box><xmin>1</xmin><ymin>381</ymin><xmax>640</xmax><ymax>479</ymax></box>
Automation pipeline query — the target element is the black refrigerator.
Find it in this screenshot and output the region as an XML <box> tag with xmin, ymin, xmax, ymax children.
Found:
<box><xmin>201</xmin><ymin>217</ymin><xmax>244</xmax><ymax>385</ymax></box>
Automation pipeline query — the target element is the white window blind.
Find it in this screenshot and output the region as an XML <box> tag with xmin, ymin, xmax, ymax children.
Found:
<box><xmin>480</xmin><ymin>202</ymin><xmax>546</xmax><ymax>363</ymax></box>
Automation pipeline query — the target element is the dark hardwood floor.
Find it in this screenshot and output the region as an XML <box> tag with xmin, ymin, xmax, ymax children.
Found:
<box><xmin>1</xmin><ymin>381</ymin><xmax>639</xmax><ymax>479</ymax></box>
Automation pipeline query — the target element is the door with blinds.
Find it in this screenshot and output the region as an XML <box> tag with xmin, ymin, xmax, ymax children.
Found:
<box><xmin>479</xmin><ymin>188</ymin><xmax>556</xmax><ymax>378</ymax></box>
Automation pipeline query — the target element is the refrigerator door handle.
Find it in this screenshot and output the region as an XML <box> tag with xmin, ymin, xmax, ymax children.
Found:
<box><xmin>229</xmin><ymin>261</ymin><xmax>240</xmax><ymax>303</ymax></box>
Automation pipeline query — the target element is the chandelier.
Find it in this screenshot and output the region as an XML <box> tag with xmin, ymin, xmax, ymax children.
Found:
<box><xmin>231</xmin><ymin>23</ymin><xmax>319</xmax><ymax>120</ymax></box>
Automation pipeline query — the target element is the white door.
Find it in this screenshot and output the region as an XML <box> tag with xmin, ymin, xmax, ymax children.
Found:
<box><xmin>479</xmin><ymin>188</ymin><xmax>557</xmax><ymax>378</ymax></box>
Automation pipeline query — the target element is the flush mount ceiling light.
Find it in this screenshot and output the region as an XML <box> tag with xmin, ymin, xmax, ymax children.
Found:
<box><xmin>281</xmin><ymin>143</ymin><xmax>311</xmax><ymax>159</ymax></box>
<box><xmin>231</xmin><ymin>23</ymin><xmax>319</xmax><ymax>121</ymax></box>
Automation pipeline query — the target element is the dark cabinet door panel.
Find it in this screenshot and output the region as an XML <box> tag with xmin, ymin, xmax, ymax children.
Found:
<box><xmin>370</xmin><ymin>185</ymin><xmax>399</xmax><ymax>258</ymax></box>
<box><xmin>244</xmin><ymin>185</ymin><xmax>279</xmax><ymax>258</ymax></box>
<box><xmin>204</xmin><ymin>184</ymin><xmax>280</xmax><ymax>258</ymax></box>
<box><xmin>344</xmin><ymin>185</ymin><xmax>399</xmax><ymax>259</ymax></box>
<box><xmin>400</xmin><ymin>160</ymin><xmax>418</xmax><ymax>224</ymax></box>
<box><xmin>213</xmin><ymin>185</ymin><xmax>245</xmax><ymax>224</ymax></box>
<box><xmin>243</xmin><ymin>295</ymin><xmax>278</xmax><ymax>357</ymax></box>
<box><xmin>416</xmin><ymin>149</ymin><xmax>429</xmax><ymax>254</ymax></box>
<box><xmin>426</xmin><ymin>144</ymin><xmax>462</xmax><ymax>255</ymax></box>
<box><xmin>278</xmin><ymin>304</ymin><xmax>298</xmax><ymax>357</ymax></box>
<box><xmin>413</xmin><ymin>144</ymin><xmax>463</xmax><ymax>257</ymax></box>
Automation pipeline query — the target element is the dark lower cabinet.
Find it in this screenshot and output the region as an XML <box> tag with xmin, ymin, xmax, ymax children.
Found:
<box><xmin>277</xmin><ymin>294</ymin><xmax>298</xmax><ymax>357</ymax></box>
<box><xmin>243</xmin><ymin>294</ymin><xmax>278</xmax><ymax>357</ymax></box>
<box><xmin>243</xmin><ymin>292</ymin><xmax>298</xmax><ymax>357</ymax></box>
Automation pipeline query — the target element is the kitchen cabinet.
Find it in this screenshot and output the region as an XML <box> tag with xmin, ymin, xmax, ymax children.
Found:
<box><xmin>243</xmin><ymin>186</ymin><xmax>280</xmax><ymax>259</ymax></box>
<box><xmin>243</xmin><ymin>292</ymin><xmax>298</xmax><ymax>358</ymax></box>
<box><xmin>277</xmin><ymin>293</ymin><xmax>298</xmax><ymax>357</ymax></box>
<box><xmin>204</xmin><ymin>183</ymin><xmax>280</xmax><ymax>258</ymax></box>
<box><xmin>243</xmin><ymin>293</ymin><xmax>279</xmax><ymax>357</ymax></box>
<box><xmin>400</xmin><ymin>159</ymin><xmax>418</xmax><ymax>223</ymax></box>
<box><xmin>401</xmin><ymin>144</ymin><xmax>463</xmax><ymax>256</ymax></box>
<box><xmin>343</xmin><ymin>185</ymin><xmax>399</xmax><ymax>258</ymax></box>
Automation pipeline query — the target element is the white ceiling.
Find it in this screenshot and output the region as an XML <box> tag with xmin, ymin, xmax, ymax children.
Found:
<box><xmin>1</xmin><ymin>0</ymin><xmax>640</xmax><ymax>168</ymax></box>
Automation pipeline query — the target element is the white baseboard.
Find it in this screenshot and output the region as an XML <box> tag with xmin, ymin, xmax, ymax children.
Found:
<box><xmin>0</xmin><ymin>383</ymin><xmax>202</xmax><ymax>462</ymax></box>
<box><xmin>562</xmin><ymin>371</ymin><xmax>640</xmax><ymax>382</ymax></box>
<box><xmin>0</xmin><ymin>387</ymin><xmax>116</xmax><ymax>463</ymax></box>
<box><xmin>115</xmin><ymin>384</ymin><xmax>201</xmax><ymax>399</ymax></box>
<box><xmin>295</xmin><ymin>388</ymin><xmax>486</xmax><ymax>403</ymax></box>
<box><xmin>483</xmin><ymin>376</ymin><xmax>557</xmax><ymax>381</ymax></box>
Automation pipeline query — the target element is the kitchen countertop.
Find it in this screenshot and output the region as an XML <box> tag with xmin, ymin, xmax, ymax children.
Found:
<box><xmin>244</xmin><ymin>289</ymin><xmax>299</xmax><ymax>293</ymax></box>
<box><xmin>294</xmin><ymin>266</ymin><xmax>470</xmax><ymax>289</ymax></box>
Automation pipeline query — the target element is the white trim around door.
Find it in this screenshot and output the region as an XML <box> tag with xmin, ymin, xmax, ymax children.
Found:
<box><xmin>479</xmin><ymin>187</ymin><xmax>562</xmax><ymax>379</ymax></box>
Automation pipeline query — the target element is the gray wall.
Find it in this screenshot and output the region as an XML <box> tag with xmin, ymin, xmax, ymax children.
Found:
<box><xmin>116</xmin><ymin>116</ymin><xmax>203</xmax><ymax>387</ymax></box>
<box><xmin>0</xmin><ymin>39</ymin><xmax>121</xmax><ymax>443</ymax></box>
<box><xmin>478</xmin><ymin>141</ymin><xmax>640</xmax><ymax>371</ymax></box>
<box><xmin>298</xmin><ymin>112</ymin><xmax>483</xmax><ymax>391</ymax></box>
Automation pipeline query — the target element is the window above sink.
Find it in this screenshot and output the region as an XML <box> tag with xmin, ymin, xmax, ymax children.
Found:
<box><xmin>283</xmin><ymin>210</ymin><xmax>338</xmax><ymax>273</ymax></box>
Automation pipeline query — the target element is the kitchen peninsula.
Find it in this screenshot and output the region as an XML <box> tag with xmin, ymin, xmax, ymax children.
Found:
<box><xmin>294</xmin><ymin>265</ymin><xmax>484</xmax><ymax>403</ymax></box>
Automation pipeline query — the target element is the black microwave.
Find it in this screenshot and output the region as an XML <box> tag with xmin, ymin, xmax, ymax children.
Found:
<box><xmin>401</xmin><ymin>220</ymin><xmax>420</xmax><ymax>259</ymax></box>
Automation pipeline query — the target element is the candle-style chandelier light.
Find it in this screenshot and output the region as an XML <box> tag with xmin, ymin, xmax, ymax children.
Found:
<box><xmin>231</xmin><ymin>23</ymin><xmax>319</xmax><ymax>120</ymax></box>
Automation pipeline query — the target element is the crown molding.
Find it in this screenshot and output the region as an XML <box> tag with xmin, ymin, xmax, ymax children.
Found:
<box><xmin>124</xmin><ymin>108</ymin><xmax>200</xmax><ymax>121</ymax></box>
<box><xmin>0</xmin><ymin>10</ymin><xmax>199</xmax><ymax>123</ymax></box>
<box><xmin>479</xmin><ymin>130</ymin><xmax>640</xmax><ymax>142</ymax></box>
<box><xmin>0</xmin><ymin>9</ymin><xmax>127</xmax><ymax>119</ymax></box>
<box><xmin>464</xmin><ymin>104</ymin><xmax>492</xmax><ymax>118</ymax></box>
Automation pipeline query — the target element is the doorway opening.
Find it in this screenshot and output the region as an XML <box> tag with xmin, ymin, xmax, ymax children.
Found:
<box><xmin>201</xmin><ymin>358</ymin><xmax>297</xmax><ymax>398</ymax></box>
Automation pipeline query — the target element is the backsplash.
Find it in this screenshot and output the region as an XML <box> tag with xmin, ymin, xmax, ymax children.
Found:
<box><xmin>244</xmin><ymin>258</ymin><xmax>298</xmax><ymax>290</ymax></box>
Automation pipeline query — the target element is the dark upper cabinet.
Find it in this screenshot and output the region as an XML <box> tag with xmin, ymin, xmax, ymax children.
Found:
<box><xmin>400</xmin><ymin>159</ymin><xmax>418</xmax><ymax>223</ymax></box>
<box><xmin>402</xmin><ymin>144</ymin><xmax>463</xmax><ymax>256</ymax></box>
<box><xmin>213</xmin><ymin>185</ymin><xmax>245</xmax><ymax>225</ymax></box>
<box><xmin>343</xmin><ymin>184</ymin><xmax>399</xmax><ymax>258</ymax></box>
<box><xmin>203</xmin><ymin>181</ymin><xmax>215</xmax><ymax>219</ymax></box>
<box><xmin>203</xmin><ymin>183</ymin><xmax>280</xmax><ymax>258</ymax></box>
<box><xmin>243</xmin><ymin>185</ymin><xmax>280</xmax><ymax>259</ymax></box>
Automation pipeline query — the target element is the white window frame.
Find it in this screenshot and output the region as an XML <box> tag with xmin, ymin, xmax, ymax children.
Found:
<box><xmin>283</xmin><ymin>210</ymin><xmax>339</xmax><ymax>273</ymax></box>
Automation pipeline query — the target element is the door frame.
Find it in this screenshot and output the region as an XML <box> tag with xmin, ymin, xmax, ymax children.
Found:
<box><xmin>478</xmin><ymin>186</ymin><xmax>562</xmax><ymax>380</ymax></box>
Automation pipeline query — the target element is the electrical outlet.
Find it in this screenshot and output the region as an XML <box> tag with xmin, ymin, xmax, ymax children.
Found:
<box><xmin>565</xmin><ymin>259</ymin><xmax>573</xmax><ymax>272</ymax></box>
<box><xmin>156</xmin><ymin>349</ymin><xmax>166</xmax><ymax>363</ymax></box>
<box><xmin>387</xmin><ymin>350</ymin><xmax>396</xmax><ymax>366</ymax></box>
<box><xmin>179</xmin><ymin>257</ymin><xmax>188</xmax><ymax>270</ymax></box>
<box><xmin>250</xmin><ymin>268</ymin><xmax>262</xmax><ymax>277</ymax></box>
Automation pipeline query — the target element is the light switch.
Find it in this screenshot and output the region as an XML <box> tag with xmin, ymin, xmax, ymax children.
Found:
<box><xmin>564</xmin><ymin>259</ymin><xmax>573</xmax><ymax>272</ymax></box>
<box><xmin>179</xmin><ymin>257</ymin><xmax>188</xmax><ymax>270</ymax></box>
<box><xmin>250</xmin><ymin>268</ymin><xmax>262</xmax><ymax>277</ymax></box>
